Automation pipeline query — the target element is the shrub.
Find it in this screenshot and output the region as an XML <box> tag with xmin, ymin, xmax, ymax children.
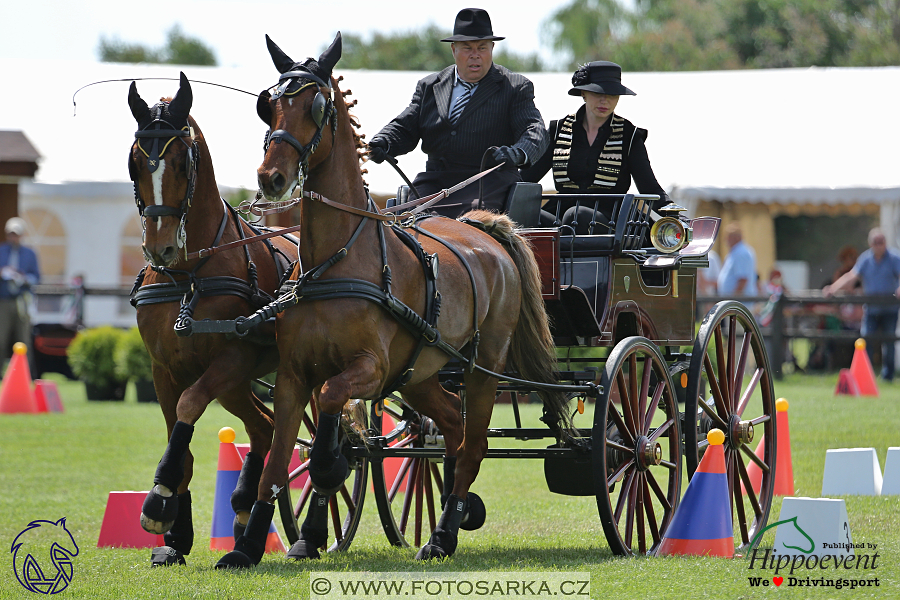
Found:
<box><xmin>66</xmin><ymin>326</ymin><xmax>126</xmax><ymax>388</ymax></box>
<box><xmin>114</xmin><ymin>327</ymin><xmax>153</xmax><ymax>381</ymax></box>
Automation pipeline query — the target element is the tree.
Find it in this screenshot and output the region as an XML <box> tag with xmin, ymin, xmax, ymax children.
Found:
<box><xmin>335</xmin><ymin>26</ymin><xmax>544</xmax><ymax>72</ymax></box>
<box><xmin>99</xmin><ymin>25</ymin><xmax>217</xmax><ymax>66</ymax></box>
<box><xmin>544</xmin><ymin>0</ymin><xmax>900</xmax><ymax>70</ymax></box>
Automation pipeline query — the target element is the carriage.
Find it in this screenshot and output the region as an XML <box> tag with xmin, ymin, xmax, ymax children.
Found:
<box><xmin>257</xmin><ymin>188</ymin><xmax>778</xmax><ymax>558</ymax></box>
<box><xmin>126</xmin><ymin>34</ymin><xmax>776</xmax><ymax>567</ymax></box>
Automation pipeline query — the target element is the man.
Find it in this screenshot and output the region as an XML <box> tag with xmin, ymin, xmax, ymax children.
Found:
<box><xmin>824</xmin><ymin>227</ymin><xmax>900</xmax><ymax>381</ymax></box>
<box><xmin>717</xmin><ymin>223</ymin><xmax>758</xmax><ymax>297</ymax></box>
<box><xmin>367</xmin><ymin>8</ymin><xmax>548</xmax><ymax>217</ymax></box>
<box><xmin>0</xmin><ymin>217</ymin><xmax>40</xmax><ymax>370</ymax></box>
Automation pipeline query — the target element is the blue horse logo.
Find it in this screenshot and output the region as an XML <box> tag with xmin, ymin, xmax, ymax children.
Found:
<box><xmin>11</xmin><ymin>518</ymin><xmax>79</xmax><ymax>594</ymax></box>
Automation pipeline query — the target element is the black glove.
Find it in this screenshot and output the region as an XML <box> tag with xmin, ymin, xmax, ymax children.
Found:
<box><xmin>367</xmin><ymin>138</ymin><xmax>389</xmax><ymax>164</ymax></box>
<box><xmin>491</xmin><ymin>146</ymin><xmax>526</xmax><ymax>167</ymax></box>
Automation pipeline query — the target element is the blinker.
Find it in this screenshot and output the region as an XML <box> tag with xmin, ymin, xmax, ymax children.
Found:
<box><xmin>311</xmin><ymin>93</ymin><xmax>327</xmax><ymax>128</ymax></box>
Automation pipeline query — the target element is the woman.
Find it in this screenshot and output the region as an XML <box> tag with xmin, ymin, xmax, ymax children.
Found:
<box><xmin>521</xmin><ymin>61</ymin><xmax>669</xmax><ymax>232</ymax></box>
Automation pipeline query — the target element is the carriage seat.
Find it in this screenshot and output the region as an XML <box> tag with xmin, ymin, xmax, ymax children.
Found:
<box><xmin>389</xmin><ymin>181</ymin><xmax>542</xmax><ymax>227</ymax></box>
<box><xmin>558</xmin><ymin>234</ymin><xmax>617</xmax><ymax>256</ymax></box>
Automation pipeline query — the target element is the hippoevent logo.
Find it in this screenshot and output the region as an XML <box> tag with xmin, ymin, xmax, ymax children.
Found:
<box><xmin>11</xmin><ymin>518</ymin><xmax>79</xmax><ymax>594</ymax></box>
<box><xmin>746</xmin><ymin>517</ymin><xmax>880</xmax><ymax>590</ymax></box>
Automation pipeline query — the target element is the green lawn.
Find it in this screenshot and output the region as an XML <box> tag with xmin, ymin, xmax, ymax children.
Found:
<box><xmin>0</xmin><ymin>373</ymin><xmax>896</xmax><ymax>599</ymax></box>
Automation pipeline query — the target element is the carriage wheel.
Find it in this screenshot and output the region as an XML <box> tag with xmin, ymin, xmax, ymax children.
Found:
<box><xmin>684</xmin><ymin>300</ymin><xmax>776</xmax><ymax>552</ymax></box>
<box><xmin>369</xmin><ymin>401</ymin><xmax>443</xmax><ymax>548</ymax></box>
<box><xmin>593</xmin><ymin>337</ymin><xmax>682</xmax><ymax>556</ymax></box>
<box><xmin>277</xmin><ymin>401</ymin><xmax>368</xmax><ymax>552</ymax></box>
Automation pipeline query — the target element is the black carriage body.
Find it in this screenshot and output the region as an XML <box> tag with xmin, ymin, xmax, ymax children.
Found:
<box><xmin>522</xmin><ymin>193</ymin><xmax>712</xmax><ymax>347</ymax></box>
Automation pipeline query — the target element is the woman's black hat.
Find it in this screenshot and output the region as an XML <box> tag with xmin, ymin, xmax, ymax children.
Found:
<box><xmin>568</xmin><ymin>61</ymin><xmax>636</xmax><ymax>96</ymax></box>
<box><xmin>441</xmin><ymin>8</ymin><xmax>505</xmax><ymax>42</ymax></box>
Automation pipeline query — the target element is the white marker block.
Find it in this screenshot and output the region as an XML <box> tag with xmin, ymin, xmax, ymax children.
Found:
<box><xmin>822</xmin><ymin>448</ymin><xmax>882</xmax><ymax>496</ymax></box>
<box><xmin>774</xmin><ymin>497</ymin><xmax>854</xmax><ymax>557</ymax></box>
<box><xmin>881</xmin><ymin>447</ymin><xmax>900</xmax><ymax>495</ymax></box>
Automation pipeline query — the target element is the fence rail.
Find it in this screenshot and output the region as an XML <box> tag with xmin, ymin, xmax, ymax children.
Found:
<box><xmin>698</xmin><ymin>293</ymin><xmax>900</xmax><ymax>379</ymax></box>
<box><xmin>31</xmin><ymin>285</ymin><xmax>899</xmax><ymax>381</ymax></box>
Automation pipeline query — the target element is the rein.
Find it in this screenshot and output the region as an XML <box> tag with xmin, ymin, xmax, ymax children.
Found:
<box><xmin>187</xmin><ymin>165</ymin><xmax>502</xmax><ymax>261</ymax></box>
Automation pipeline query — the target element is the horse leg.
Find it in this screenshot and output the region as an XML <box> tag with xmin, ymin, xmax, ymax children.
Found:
<box><xmin>398</xmin><ymin>377</ymin><xmax>463</xmax><ymax>508</ymax></box>
<box><xmin>285</xmin><ymin>490</ymin><xmax>330</xmax><ymax>560</ymax></box>
<box><xmin>141</xmin><ymin>366</ymin><xmax>191</xmax><ymax>537</ymax></box>
<box><xmin>142</xmin><ymin>355</ymin><xmax>257</xmax><ymax>536</ymax></box>
<box><xmin>415</xmin><ymin>370</ymin><xmax>498</xmax><ymax>560</ymax></box>
<box><xmin>217</xmin><ymin>383</ymin><xmax>275</xmax><ymax>538</ymax></box>
<box><xmin>217</xmin><ymin>368</ymin><xmax>310</xmax><ymax>569</ymax></box>
<box><xmin>308</xmin><ymin>356</ymin><xmax>383</xmax><ymax>495</ymax></box>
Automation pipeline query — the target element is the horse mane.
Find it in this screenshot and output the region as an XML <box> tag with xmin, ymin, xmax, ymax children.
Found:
<box><xmin>333</xmin><ymin>76</ymin><xmax>367</xmax><ymax>176</ymax></box>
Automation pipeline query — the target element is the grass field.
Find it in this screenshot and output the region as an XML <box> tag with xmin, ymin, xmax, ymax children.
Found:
<box><xmin>0</xmin><ymin>373</ymin><xmax>897</xmax><ymax>599</ymax></box>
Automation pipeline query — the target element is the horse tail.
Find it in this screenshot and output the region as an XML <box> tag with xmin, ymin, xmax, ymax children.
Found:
<box><xmin>461</xmin><ymin>210</ymin><xmax>573</xmax><ymax>438</ymax></box>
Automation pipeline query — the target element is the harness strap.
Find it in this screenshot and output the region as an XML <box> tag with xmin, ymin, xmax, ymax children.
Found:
<box><xmin>410</xmin><ymin>223</ymin><xmax>482</xmax><ymax>371</ymax></box>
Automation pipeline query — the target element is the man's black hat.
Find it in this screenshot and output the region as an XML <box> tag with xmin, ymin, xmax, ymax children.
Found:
<box><xmin>441</xmin><ymin>8</ymin><xmax>505</xmax><ymax>42</ymax></box>
<box><xmin>568</xmin><ymin>61</ymin><xmax>636</xmax><ymax>96</ymax></box>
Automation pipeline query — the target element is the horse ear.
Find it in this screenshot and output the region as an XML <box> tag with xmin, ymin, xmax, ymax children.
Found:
<box><xmin>265</xmin><ymin>34</ymin><xmax>295</xmax><ymax>74</ymax></box>
<box><xmin>168</xmin><ymin>72</ymin><xmax>193</xmax><ymax>120</ymax></box>
<box><xmin>317</xmin><ymin>31</ymin><xmax>342</xmax><ymax>79</ymax></box>
<box><xmin>127</xmin><ymin>82</ymin><xmax>152</xmax><ymax>128</ymax></box>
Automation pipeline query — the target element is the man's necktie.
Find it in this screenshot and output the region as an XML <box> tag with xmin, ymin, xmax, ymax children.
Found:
<box><xmin>449</xmin><ymin>81</ymin><xmax>475</xmax><ymax>125</ymax></box>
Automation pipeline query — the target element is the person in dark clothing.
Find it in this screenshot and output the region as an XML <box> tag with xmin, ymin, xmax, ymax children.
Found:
<box><xmin>367</xmin><ymin>8</ymin><xmax>548</xmax><ymax>217</ymax></box>
<box><xmin>521</xmin><ymin>61</ymin><xmax>669</xmax><ymax>232</ymax></box>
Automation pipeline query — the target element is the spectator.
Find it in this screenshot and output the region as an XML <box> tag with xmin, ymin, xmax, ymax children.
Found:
<box><xmin>717</xmin><ymin>223</ymin><xmax>758</xmax><ymax>297</ymax></box>
<box><xmin>0</xmin><ymin>217</ymin><xmax>41</xmax><ymax>370</ymax></box>
<box><xmin>698</xmin><ymin>249</ymin><xmax>721</xmax><ymax>296</ymax></box>
<box><xmin>824</xmin><ymin>227</ymin><xmax>900</xmax><ymax>382</ymax></box>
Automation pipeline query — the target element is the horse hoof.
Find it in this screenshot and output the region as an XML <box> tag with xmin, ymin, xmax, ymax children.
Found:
<box><xmin>460</xmin><ymin>492</ymin><xmax>486</xmax><ymax>531</ymax></box>
<box><xmin>215</xmin><ymin>550</ymin><xmax>254</xmax><ymax>569</ymax></box>
<box><xmin>150</xmin><ymin>546</ymin><xmax>186</xmax><ymax>567</ymax></box>
<box><xmin>415</xmin><ymin>543</ymin><xmax>451</xmax><ymax>561</ymax></box>
<box><xmin>141</xmin><ymin>513</ymin><xmax>175</xmax><ymax>535</ymax></box>
<box><xmin>141</xmin><ymin>485</ymin><xmax>179</xmax><ymax>533</ymax></box>
<box><xmin>286</xmin><ymin>539</ymin><xmax>322</xmax><ymax>560</ymax></box>
<box><xmin>309</xmin><ymin>454</ymin><xmax>349</xmax><ymax>496</ymax></box>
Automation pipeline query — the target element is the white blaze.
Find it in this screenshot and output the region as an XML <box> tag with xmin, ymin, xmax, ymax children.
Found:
<box><xmin>151</xmin><ymin>159</ymin><xmax>166</xmax><ymax>205</ymax></box>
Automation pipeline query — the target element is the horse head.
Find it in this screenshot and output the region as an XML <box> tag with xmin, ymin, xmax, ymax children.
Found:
<box><xmin>256</xmin><ymin>33</ymin><xmax>342</xmax><ymax>202</ymax></box>
<box><xmin>128</xmin><ymin>72</ymin><xmax>202</xmax><ymax>267</ymax></box>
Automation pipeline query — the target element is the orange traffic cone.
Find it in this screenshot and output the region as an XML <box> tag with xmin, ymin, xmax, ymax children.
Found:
<box><xmin>742</xmin><ymin>398</ymin><xmax>794</xmax><ymax>496</ymax></box>
<box><xmin>0</xmin><ymin>343</ymin><xmax>39</xmax><ymax>414</ymax></box>
<box><xmin>850</xmin><ymin>338</ymin><xmax>879</xmax><ymax>397</ymax></box>
<box><xmin>210</xmin><ymin>427</ymin><xmax>285</xmax><ymax>553</ymax></box>
<box><xmin>834</xmin><ymin>369</ymin><xmax>861</xmax><ymax>396</ymax></box>
<box><xmin>655</xmin><ymin>429</ymin><xmax>733</xmax><ymax>557</ymax></box>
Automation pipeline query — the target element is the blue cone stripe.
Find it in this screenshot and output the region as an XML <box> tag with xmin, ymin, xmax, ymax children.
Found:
<box><xmin>211</xmin><ymin>470</ymin><xmax>240</xmax><ymax>538</ymax></box>
<box><xmin>664</xmin><ymin>472</ymin><xmax>733</xmax><ymax>540</ymax></box>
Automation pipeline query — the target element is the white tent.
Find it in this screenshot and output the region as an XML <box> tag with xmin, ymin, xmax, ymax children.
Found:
<box><xmin>3</xmin><ymin>58</ymin><xmax>898</xmax><ymax>196</ymax></box>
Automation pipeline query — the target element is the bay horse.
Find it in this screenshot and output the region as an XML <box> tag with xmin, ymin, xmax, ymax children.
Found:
<box><xmin>215</xmin><ymin>34</ymin><xmax>570</xmax><ymax>568</ymax></box>
<box><xmin>126</xmin><ymin>73</ymin><xmax>299</xmax><ymax>566</ymax></box>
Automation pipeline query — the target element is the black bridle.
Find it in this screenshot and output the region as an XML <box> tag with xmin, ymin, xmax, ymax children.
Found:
<box><xmin>129</xmin><ymin>102</ymin><xmax>200</xmax><ymax>226</ymax></box>
<box><xmin>258</xmin><ymin>69</ymin><xmax>338</xmax><ymax>195</ymax></box>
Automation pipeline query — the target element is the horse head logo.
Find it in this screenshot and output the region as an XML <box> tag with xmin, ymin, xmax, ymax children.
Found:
<box><xmin>749</xmin><ymin>516</ymin><xmax>815</xmax><ymax>554</ymax></box>
<box><xmin>11</xmin><ymin>518</ymin><xmax>79</xmax><ymax>594</ymax></box>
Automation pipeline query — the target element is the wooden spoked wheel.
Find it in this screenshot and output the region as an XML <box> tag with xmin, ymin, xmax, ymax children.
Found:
<box><xmin>370</xmin><ymin>401</ymin><xmax>443</xmax><ymax>548</ymax></box>
<box><xmin>593</xmin><ymin>337</ymin><xmax>682</xmax><ymax>556</ymax></box>
<box><xmin>277</xmin><ymin>401</ymin><xmax>368</xmax><ymax>552</ymax></box>
<box><xmin>684</xmin><ymin>300</ymin><xmax>776</xmax><ymax>552</ymax></box>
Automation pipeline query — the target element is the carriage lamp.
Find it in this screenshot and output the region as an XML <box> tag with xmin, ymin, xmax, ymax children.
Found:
<box><xmin>650</xmin><ymin>217</ymin><xmax>692</xmax><ymax>254</ymax></box>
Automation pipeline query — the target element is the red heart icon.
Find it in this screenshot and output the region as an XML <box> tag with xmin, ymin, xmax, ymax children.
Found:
<box><xmin>773</xmin><ymin>577</ymin><xmax>783</xmax><ymax>586</ymax></box>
